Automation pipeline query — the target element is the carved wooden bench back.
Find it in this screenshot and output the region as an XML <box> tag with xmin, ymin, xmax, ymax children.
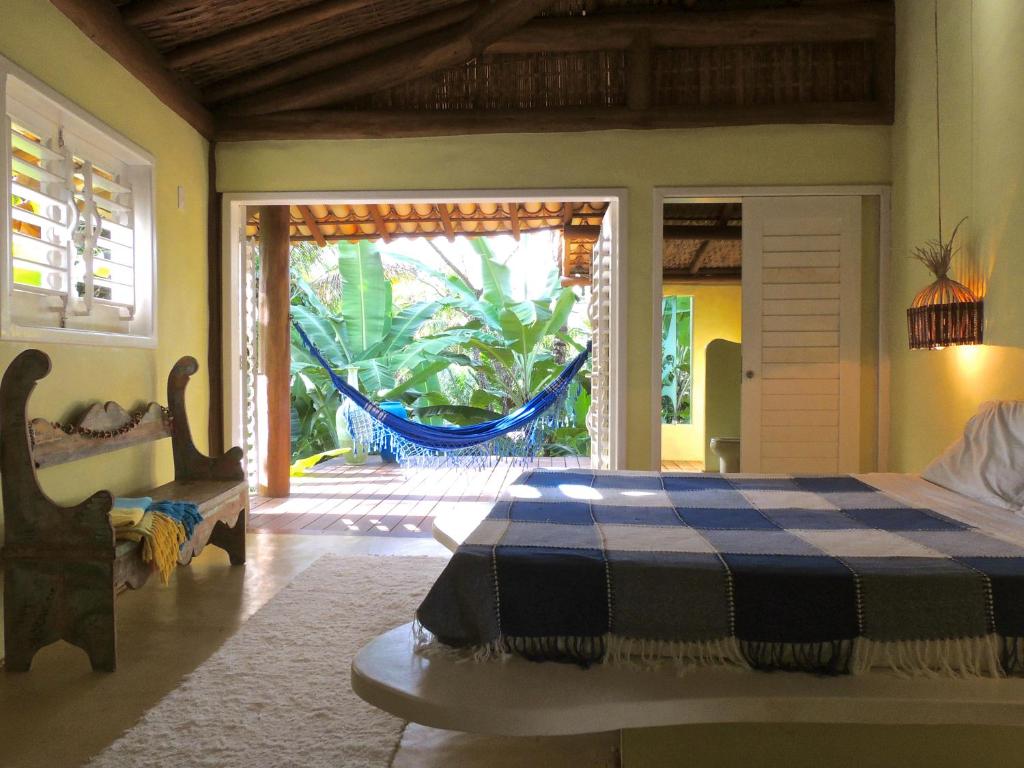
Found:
<box><xmin>29</xmin><ymin>401</ymin><xmax>174</xmax><ymax>469</ymax></box>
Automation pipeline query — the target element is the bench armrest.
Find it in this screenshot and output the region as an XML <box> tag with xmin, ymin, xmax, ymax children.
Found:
<box><xmin>167</xmin><ymin>357</ymin><xmax>245</xmax><ymax>483</ymax></box>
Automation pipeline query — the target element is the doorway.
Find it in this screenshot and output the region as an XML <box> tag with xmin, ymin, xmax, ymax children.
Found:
<box><xmin>221</xmin><ymin>191</ymin><xmax>627</xmax><ymax>535</ymax></box>
<box><xmin>654</xmin><ymin>187</ymin><xmax>890</xmax><ymax>474</ymax></box>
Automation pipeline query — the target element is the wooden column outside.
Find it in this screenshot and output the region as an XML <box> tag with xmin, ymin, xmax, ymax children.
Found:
<box><xmin>258</xmin><ymin>206</ymin><xmax>290</xmax><ymax>497</ymax></box>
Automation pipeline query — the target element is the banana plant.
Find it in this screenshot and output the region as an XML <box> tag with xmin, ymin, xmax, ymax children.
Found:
<box><xmin>387</xmin><ymin>238</ymin><xmax>585</xmax><ymax>421</ymax></box>
<box><xmin>289</xmin><ymin>240</ymin><xmax>466</xmax><ymax>458</ymax></box>
<box><xmin>661</xmin><ymin>295</ymin><xmax>693</xmax><ymax>424</ymax></box>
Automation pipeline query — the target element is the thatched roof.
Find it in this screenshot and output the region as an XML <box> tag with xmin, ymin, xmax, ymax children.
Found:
<box><xmin>247</xmin><ymin>199</ymin><xmax>609</xmax><ymax>286</ymax></box>
<box><xmin>60</xmin><ymin>0</ymin><xmax>895</xmax><ymax>140</ymax></box>
<box><xmin>663</xmin><ymin>202</ymin><xmax>741</xmax><ymax>281</ymax></box>
<box><xmin>246</xmin><ymin>198</ymin><xmax>739</xmax><ymax>282</ymax></box>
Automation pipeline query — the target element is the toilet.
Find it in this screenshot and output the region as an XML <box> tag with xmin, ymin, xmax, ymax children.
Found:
<box><xmin>709</xmin><ymin>437</ymin><xmax>741</xmax><ymax>473</ymax></box>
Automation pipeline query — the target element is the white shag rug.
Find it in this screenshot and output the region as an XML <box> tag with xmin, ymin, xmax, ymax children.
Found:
<box><xmin>87</xmin><ymin>554</ymin><xmax>619</xmax><ymax>768</ymax></box>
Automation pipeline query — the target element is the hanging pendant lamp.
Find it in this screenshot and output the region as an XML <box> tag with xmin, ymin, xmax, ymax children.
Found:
<box><xmin>907</xmin><ymin>1</ymin><xmax>983</xmax><ymax>350</ymax></box>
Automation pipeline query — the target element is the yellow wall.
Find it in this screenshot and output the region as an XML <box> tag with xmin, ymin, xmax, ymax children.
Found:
<box><xmin>0</xmin><ymin>0</ymin><xmax>211</xmax><ymax>515</ymax></box>
<box><xmin>218</xmin><ymin>125</ymin><xmax>890</xmax><ymax>468</ymax></box>
<box><xmin>888</xmin><ymin>0</ymin><xmax>1024</xmax><ymax>471</ymax></box>
<box><xmin>660</xmin><ymin>283</ymin><xmax>742</xmax><ymax>463</ymax></box>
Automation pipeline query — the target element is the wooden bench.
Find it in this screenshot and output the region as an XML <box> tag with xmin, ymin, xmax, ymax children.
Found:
<box><xmin>1</xmin><ymin>349</ymin><xmax>248</xmax><ymax>672</ymax></box>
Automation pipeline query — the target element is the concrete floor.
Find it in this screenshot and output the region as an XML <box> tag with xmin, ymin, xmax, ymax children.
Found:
<box><xmin>0</xmin><ymin>533</ymin><xmax>449</xmax><ymax>768</ymax></box>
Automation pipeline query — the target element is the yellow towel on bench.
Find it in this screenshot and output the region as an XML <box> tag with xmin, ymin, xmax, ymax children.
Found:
<box><xmin>110</xmin><ymin>507</ymin><xmax>146</xmax><ymax>529</ymax></box>
<box><xmin>114</xmin><ymin>511</ymin><xmax>186</xmax><ymax>585</ymax></box>
<box><xmin>143</xmin><ymin>513</ymin><xmax>187</xmax><ymax>585</ymax></box>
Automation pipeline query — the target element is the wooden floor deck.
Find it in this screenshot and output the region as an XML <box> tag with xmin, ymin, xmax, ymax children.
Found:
<box><xmin>249</xmin><ymin>456</ymin><xmax>703</xmax><ymax>537</ymax></box>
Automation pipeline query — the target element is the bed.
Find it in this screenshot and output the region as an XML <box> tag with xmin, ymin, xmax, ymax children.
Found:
<box><xmin>352</xmin><ymin>402</ymin><xmax>1024</xmax><ymax>740</ymax></box>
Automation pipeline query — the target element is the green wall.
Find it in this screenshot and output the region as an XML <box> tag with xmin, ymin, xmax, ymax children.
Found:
<box><xmin>218</xmin><ymin>125</ymin><xmax>890</xmax><ymax>468</ymax></box>
<box><xmin>0</xmin><ymin>0</ymin><xmax>211</xmax><ymax>514</ymax></box>
<box><xmin>888</xmin><ymin>0</ymin><xmax>1024</xmax><ymax>471</ymax></box>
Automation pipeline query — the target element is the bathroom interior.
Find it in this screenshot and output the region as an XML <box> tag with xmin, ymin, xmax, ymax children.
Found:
<box><xmin>660</xmin><ymin>199</ymin><xmax>742</xmax><ymax>473</ymax></box>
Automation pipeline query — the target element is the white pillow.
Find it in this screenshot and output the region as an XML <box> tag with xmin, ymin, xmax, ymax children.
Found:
<box><xmin>922</xmin><ymin>401</ymin><xmax>1024</xmax><ymax>511</ymax></box>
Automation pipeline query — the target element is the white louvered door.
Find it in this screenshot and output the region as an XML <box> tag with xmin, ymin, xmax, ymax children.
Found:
<box><xmin>741</xmin><ymin>196</ymin><xmax>861</xmax><ymax>474</ymax></box>
<box><xmin>587</xmin><ymin>214</ymin><xmax>613</xmax><ymax>470</ymax></box>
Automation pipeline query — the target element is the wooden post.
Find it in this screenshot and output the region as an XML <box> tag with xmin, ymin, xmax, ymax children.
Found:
<box><xmin>258</xmin><ymin>206</ymin><xmax>291</xmax><ymax>497</ymax></box>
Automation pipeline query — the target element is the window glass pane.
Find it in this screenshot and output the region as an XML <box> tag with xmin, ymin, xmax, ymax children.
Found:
<box><xmin>661</xmin><ymin>295</ymin><xmax>693</xmax><ymax>425</ymax></box>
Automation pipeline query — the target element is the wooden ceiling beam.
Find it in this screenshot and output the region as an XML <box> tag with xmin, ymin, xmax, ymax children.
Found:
<box><xmin>488</xmin><ymin>4</ymin><xmax>892</xmax><ymax>54</ymax></box>
<box><xmin>121</xmin><ymin>0</ymin><xmax>203</xmax><ymax>26</ymax></box>
<box><xmin>165</xmin><ymin>0</ymin><xmax>379</xmax><ymax>70</ymax></box>
<box><xmin>203</xmin><ymin>2</ymin><xmax>479</xmax><ymax>105</ymax></box>
<box><xmin>664</xmin><ymin>225</ymin><xmax>741</xmax><ymax>241</ymax></box>
<box><xmin>217</xmin><ymin>101</ymin><xmax>890</xmax><ymax>141</ymax></box>
<box><xmin>297</xmin><ymin>205</ymin><xmax>327</xmax><ymax>247</ymax></box>
<box><xmin>663</xmin><ymin>269</ymin><xmax>741</xmax><ymax>284</ymax></box>
<box><xmin>220</xmin><ymin>0</ymin><xmax>553</xmax><ymax>117</ymax></box>
<box><xmin>48</xmin><ymin>0</ymin><xmax>214</xmax><ymax>138</ymax></box>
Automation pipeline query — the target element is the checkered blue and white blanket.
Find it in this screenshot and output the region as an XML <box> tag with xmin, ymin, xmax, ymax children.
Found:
<box><xmin>416</xmin><ymin>470</ymin><xmax>1024</xmax><ymax>677</ymax></box>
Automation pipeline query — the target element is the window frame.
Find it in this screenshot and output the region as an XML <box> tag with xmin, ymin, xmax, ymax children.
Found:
<box><xmin>1</xmin><ymin>54</ymin><xmax>157</xmax><ymax>349</ymax></box>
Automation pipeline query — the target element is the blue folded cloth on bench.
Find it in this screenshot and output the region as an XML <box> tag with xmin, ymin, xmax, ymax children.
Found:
<box><xmin>150</xmin><ymin>500</ymin><xmax>203</xmax><ymax>541</ymax></box>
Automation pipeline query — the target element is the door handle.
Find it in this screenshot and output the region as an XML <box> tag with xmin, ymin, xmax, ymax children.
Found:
<box><xmin>745</xmin><ymin>370</ymin><xmax>755</xmax><ymax>380</ymax></box>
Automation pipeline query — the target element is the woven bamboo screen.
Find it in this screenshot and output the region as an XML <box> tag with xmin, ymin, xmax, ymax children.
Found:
<box><xmin>353</xmin><ymin>51</ymin><xmax>628</xmax><ymax>111</ymax></box>
<box><xmin>653</xmin><ymin>41</ymin><xmax>878</xmax><ymax>107</ymax></box>
<box><xmin>345</xmin><ymin>40</ymin><xmax>880</xmax><ymax>112</ymax></box>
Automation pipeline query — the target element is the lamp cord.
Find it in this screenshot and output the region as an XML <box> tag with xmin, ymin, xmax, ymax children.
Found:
<box><xmin>934</xmin><ymin>0</ymin><xmax>943</xmax><ymax>244</ymax></box>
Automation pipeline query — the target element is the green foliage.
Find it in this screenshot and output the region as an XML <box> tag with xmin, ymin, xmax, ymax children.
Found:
<box><xmin>288</xmin><ymin>237</ymin><xmax>592</xmax><ymax>461</ymax></box>
<box><xmin>661</xmin><ymin>295</ymin><xmax>693</xmax><ymax>424</ymax></box>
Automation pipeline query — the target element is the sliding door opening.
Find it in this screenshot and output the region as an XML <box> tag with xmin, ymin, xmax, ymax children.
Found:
<box><xmin>654</xmin><ymin>187</ymin><xmax>890</xmax><ymax>475</ymax></box>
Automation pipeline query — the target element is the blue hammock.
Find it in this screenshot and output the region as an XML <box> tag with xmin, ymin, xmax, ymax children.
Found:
<box><xmin>293</xmin><ymin>320</ymin><xmax>591</xmax><ymax>467</ymax></box>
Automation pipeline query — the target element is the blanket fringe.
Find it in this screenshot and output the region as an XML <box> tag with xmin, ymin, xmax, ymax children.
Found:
<box><xmin>413</xmin><ymin>624</ymin><xmax>1013</xmax><ymax>678</ymax></box>
<box><xmin>739</xmin><ymin>638</ymin><xmax>855</xmax><ymax>675</ymax></box>
<box><xmin>850</xmin><ymin>634</ymin><xmax>1003</xmax><ymax>679</ymax></box>
<box><xmin>1001</xmin><ymin>636</ymin><xmax>1024</xmax><ymax>675</ymax></box>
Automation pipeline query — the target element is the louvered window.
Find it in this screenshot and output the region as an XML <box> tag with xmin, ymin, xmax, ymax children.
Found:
<box><xmin>3</xmin><ymin>58</ymin><xmax>155</xmax><ymax>346</ymax></box>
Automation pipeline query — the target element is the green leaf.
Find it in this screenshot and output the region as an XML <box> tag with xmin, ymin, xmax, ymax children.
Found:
<box><xmin>542</xmin><ymin>288</ymin><xmax>577</xmax><ymax>339</ymax></box>
<box><xmin>499</xmin><ymin>306</ymin><xmax>531</xmax><ymax>359</ymax></box>
<box><xmin>473</xmin><ymin>238</ymin><xmax>513</xmax><ymax>309</ymax></box>
<box><xmin>470</xmin><ymin>389</ymin><xmax>504</xmax><ymax>410</ymax></box>
<box><xmin>384</xmin><ymin>301</ymin><xmax>440</xmax><ymax>348</ymax></box>
<box><xmin>356</xmin><ymin>358</ymin><xmax>396</xmax><ymax>395</ymax></box>
<box><xmin>383</xmin><ymin>359</ymin><xmax>451</xmax><ymax>399</ymax></box>
<box><xmin>463</xmin><ymin>338</ymin><xmax>516</xmax><ymax>371</ymax></box>
<box><xmin>415</xmin><ymin>404</ymin><xmax>504</xmax><ymax>426</ymax></box>
<box><xmin>338</xmin><ymin>240</ymin><xmax>391</xmax><ymax>356</ymax></box>
<box><xmin>291</xmin><ymin>305</ymin><xmax>351</xmax><ymax>367</ymax></box>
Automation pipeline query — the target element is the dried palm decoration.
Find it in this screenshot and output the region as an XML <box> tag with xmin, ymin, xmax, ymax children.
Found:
<box><xmin>907</xmin><ymin>2</ymin><xmax>983</xmax><ymax>350</ymax></box>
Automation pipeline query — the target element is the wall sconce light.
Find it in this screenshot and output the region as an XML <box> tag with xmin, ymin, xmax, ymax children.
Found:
<box><xmin>907</xmin><ymin>220</ymin><xmax>984</xmax><ymax>350</ymax></box>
